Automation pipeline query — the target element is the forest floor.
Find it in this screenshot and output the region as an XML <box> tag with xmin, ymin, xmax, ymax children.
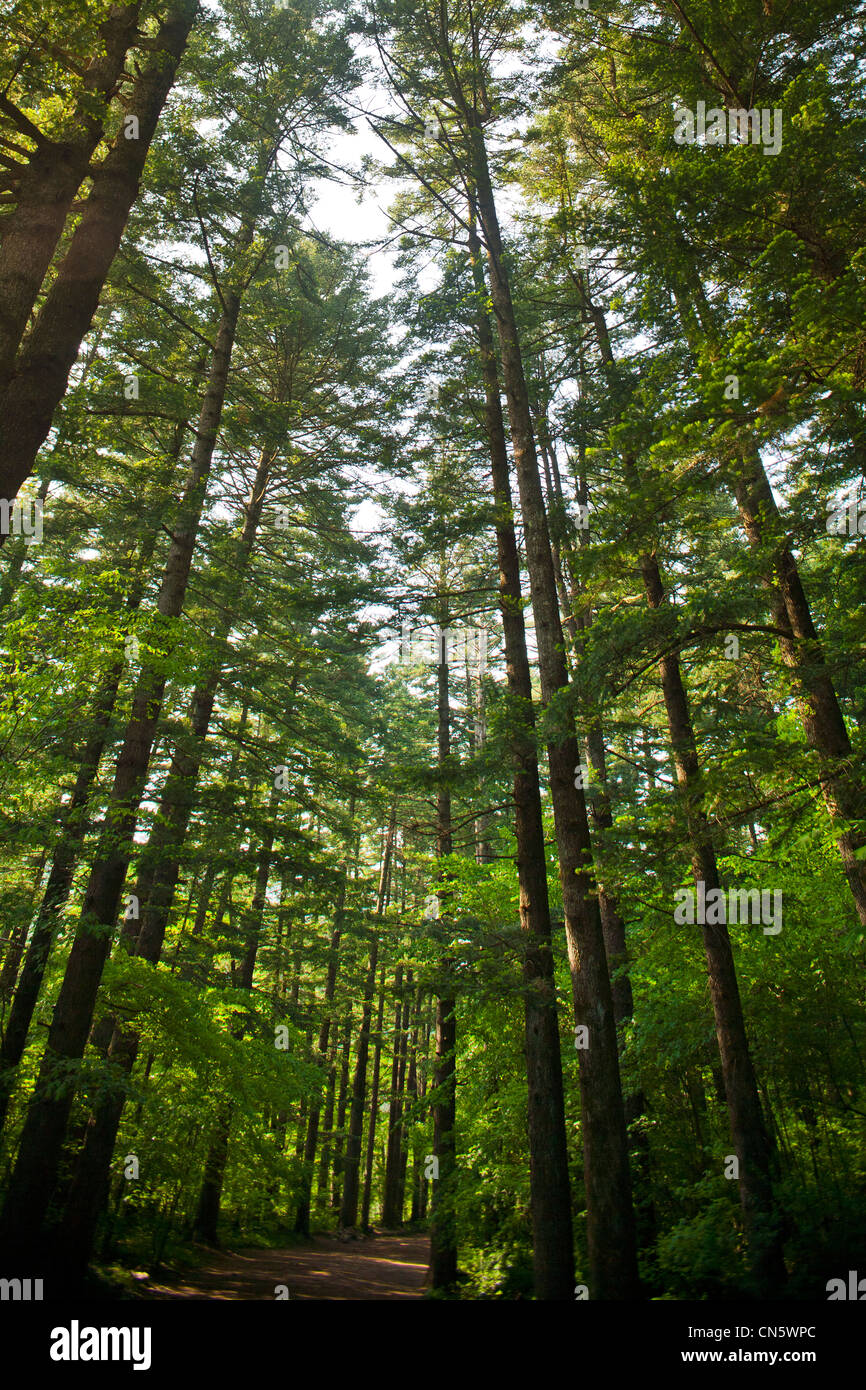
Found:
<box><xmin>136</xmin><ymin>1233</ymin><xmax>430</xmax><ymax>1301</ymax></box>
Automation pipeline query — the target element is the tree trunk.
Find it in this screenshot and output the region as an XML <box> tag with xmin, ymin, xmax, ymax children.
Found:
<box><xmin>329</xmin><ymin>1011</ymin><xmax>353</xmax><ymax>1211</ymax></box>
<box><xmin>397</xmin><ymin>976</ymin><xmax>418</xmax><ymax>1217</ymax></box>
<box><xmin>640</xmin><ymin>552</ymin><xmax>786</xmax><ymax>1291</ymax></box>
<box><xmin>314</xmin><ymin>1034</ymin><xmax>338</xmax><ymax>1206</ymax></box>
<box><xmin>339</xmin><ymin>812</ymin><xmax>395</xmax><ymax>1230</ymax></box>
<box><xmin>0</xmin><ymin>919</ymin><xmax>29</xmax><ymax>1000</ymax></box>
<box><xmin>295</xmin><ymin>863</ymin><xmax>348</xmax><ymax>1236</ymax></box>
<box><xmin>360</xmin><ymin>965</ymin><xmax>387</xmax><ymax>1231</ymax></box>
<box><xmin>0</xmin><ymin>285</ymin><xmax>241</xmax><ymax>1262</ymax></box>
<box><xmin>429</xmin><ymin>990</ymin><xmax>458</xmax><ymax>1289</ymax></box>
<box><xmin>672</xmin><ymin>276</ymin><xmax>866</xmax><ymax>924</ymax></box>
<box><xmin>730</xmin><ymin>447</ymin><xmax>866</xmax><ymax>924</ymax></box>
<box><xmin>0</xmin><ymin>522</ymin><xmax>169</xmax><ymax>1137</ymax></box>
<box><xmin>427</xmin><ymin>606</ymin><xmax>459</xmax><ymax>1290</ymax></box>
<box><xmin>190</xmin><ymin>788</ymin><xmax>279</xmax><ymax>1245</ymax></box>
<box><xmin>129</xmin><ymin>445</ymin><xmax>275</xmax><ymax>948</ymax></box>
<box><xmin>0</xmin><ymin>2</ymin><xmax>144</xmax><ymax>388</ymax></box>
<box><xmin>465</xmin><ymin>147</ymin><xmax>638</xmax><ymax>1297</ymax></box>
<box><xmin>584</xmin><ymin>289</ymin><xmax>785</xmax><ymax>1290</ymax></box>
<box><xmin>536</xmin><ymin>380</ymin><xmax>656</xmax><ymax>1249</ymax></box>
<box><xmin>410</xmin><ymin>995</ymin><xmax>432</xmax><ymax>1223</ymax></box>
<box><xmin>192</xmin><ymin>1107</ymin><xmax>232</xmax><ymax>1247</ymax></box>
<box><xmin>472</xmin><ymin>642</ymin><xmax>493</xmax><ymax>863</ymax></box>
<box><xmin>0</xmin><ymin>0</ymin><xmax>199</xmax><ymax>512</ymax></box>
<box><xmin>380</xmin><ymin>963</ymin><xmax>406</xmax><ymax>1227</ymax></box>
<box><xmin>467</xmin><ymin>219</ymin><xmax>575</xmax><ymax>1298</ymax></box>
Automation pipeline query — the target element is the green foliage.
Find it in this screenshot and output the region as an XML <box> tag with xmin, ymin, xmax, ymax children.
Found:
<box><xmin>0</xmin><ymin>0</ymin><xmax>864</xmax><ymax>1302</ymax></box>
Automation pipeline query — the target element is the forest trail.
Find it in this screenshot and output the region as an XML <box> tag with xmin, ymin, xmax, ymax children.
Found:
<box><xmin>4</xmin><ymin>0</ymin><xmax>864</xmax><ymax>1325</ymax></box>
<box><xmin>139</xmin><ymin>1234</ymin><xmax>430</xmax><ymax>1301</ymax></box>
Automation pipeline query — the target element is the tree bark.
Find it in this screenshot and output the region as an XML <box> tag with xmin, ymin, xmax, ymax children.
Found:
<box><xmin>535</xmin><ymin>378</ymin><xmax>656</xmax><ymax>1247</ymax></box>
<box><xmin>295</xmin><ymin>862</ymin><xmax>348</xmax><ymax>1236</ymax></box>
<box><xmin>396</xmin><ymin>974</ymin><xmax>417</xmax><ymax>1218</ymax></box>
<box><xmin>672</xmin><ymin>275</ymin><xmax>866</xmax><ymax>924</ymax></box>
<box><xmin>339</xmin><ymin>811</ymin><xmax>395</xmax><ymax>1230</ymax></box>
<box><xmin>329</xmin><ymin>1010</ymin><xmax>353</xmax><ymax>1210</ymax></box>
<box><xmin>428</xmin><ymin>607</ymin><xmax>459</xmax><ymax>1290</ymax></box>
<box><xmin>380</xmin><ymin>963</ymin><xmax>406</xmax><ymax>1227</ymax></box>
<box><xmin>464</xmin><ymin>132</ymin><xmax>638</xmax><ymax>1296</ymax></box>
<box><xmin>730</xmin><ymin>447</ymin><xmax>866</xmax><ymax>924</ymax></box>
<box><xmin>0</xmin><ymin>284</ymin><xmax>240</xmax><ymax>1262</ymax></box>
<box><xmin>467</xmin><ymin>220</ymin><xmax>575</xmax><ymax>1298</ymax></box>
<box><xmin>0</xmin><ymin>0</ymin><xmax>199</xmax><ymax>511</ymax></box>
<box><xmin>192</xmin><ymin>1107</ymin><xmax>232</xmax><ymax>1246</ymax></box>
<box><xmin>0</xmin><ymin>2</ymin><xmax>145</xmax><ymax>388</ymax></box>
<box><xmin>639</xmin><ymin>552</ymin><xmax>785</xmax><ymax>1290</ymax></box>
<box><xmin>360</xmin><ymin>965</ymin><xmax>387</xmax><ymax>1231</ymax></box>
<box><xmin>428</xmin><ymin>1000</ymin><xmax>458</xmax><ymax>1289</ymax></box>
<box><xmin>314</xmin><ymin>1036</ymin><xmax>338</xmax><ymax>1198</ymax></box>
<box><xmin>429</xmin><ymin>995</ymin><xmax>458</xmax><ymax>1288</ymax></box>
<box><xmin>191</xmin><ymin>787</ymin><xmax>279</xmax><ymax>1245</ymax></box>
<box><xmin>583</xmin><ymin>289</ymin><xmax>785</xmax><ymax>1290</ymax></box>
<box><xmin>0</xmin><ymin>518</ymin><xmax>170</xmax><ymax>1137</ymax></box>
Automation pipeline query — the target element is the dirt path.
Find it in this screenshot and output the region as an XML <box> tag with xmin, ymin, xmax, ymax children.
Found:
<box><xmin>138</xmin><ymin>1234</ymin><xmax>430</xmax><ymax>1301</ymax></box>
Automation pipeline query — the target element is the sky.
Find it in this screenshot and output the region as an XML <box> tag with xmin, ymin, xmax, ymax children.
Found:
<box><xmin>308</xmin><ymin>116</ymin><xmax>402</xmax><ymax>297</ymax></box>
<box><xmin>304</xmin><ymin>109</ymin><xmax>436</xmax><ymax>627</ymax></box>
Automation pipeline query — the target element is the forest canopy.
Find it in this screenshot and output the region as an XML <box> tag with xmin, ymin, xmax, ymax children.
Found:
<box><xmin>0</xmin><ymin>0</ymin><xmax>864</xmax><ymax>1308</ymax></box>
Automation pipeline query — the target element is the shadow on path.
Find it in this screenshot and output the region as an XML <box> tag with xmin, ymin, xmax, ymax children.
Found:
<box><xmin>139</xmin><ymin>1233</ymin><xmax>430</xmax><ymax>1301</ymax></box>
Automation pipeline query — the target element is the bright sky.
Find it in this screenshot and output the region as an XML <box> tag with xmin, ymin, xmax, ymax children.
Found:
<box><xmin>297</xmin><ymin>55</ymin><xmax>554</xmax><ymax>672</ymax></box>
<box><xmin>308</xmin><ymin>116</ymin><xmax>402</xmax><ymax>297</ymax></box>
<box><xmin>305</xmin><ymin>108</ymin><xmax>440</xmax><ymax>621</ymax></box>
